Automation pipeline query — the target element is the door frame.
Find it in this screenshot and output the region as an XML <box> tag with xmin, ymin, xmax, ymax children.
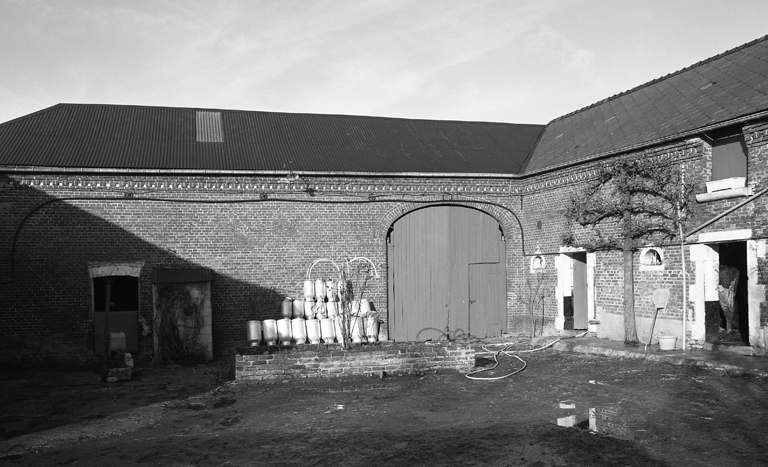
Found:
<box><xmin>556</xmin><ymin>247</ymin><xmax>595</xmax><ymax>332</ymax></box>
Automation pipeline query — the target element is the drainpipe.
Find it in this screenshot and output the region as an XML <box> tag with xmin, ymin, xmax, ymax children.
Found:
<box><xmin>679</xmin><ymin>221</ymin><xmax>688</xmax><ymax>353</ymax></box>
<box><xmin>677</xmin><ymin>167</ymin><xmax>688</xmax><ymax>352</ymax></box>
<box><xmin>101</xmin><ymin>278</ymin><xmax>112</xmax><ymax>381</ymax></box>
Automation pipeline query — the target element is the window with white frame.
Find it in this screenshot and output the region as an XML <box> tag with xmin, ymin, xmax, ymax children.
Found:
<box><xmin>639</xmin><ymin>247</ymin><xmax>664</xmax><ymax>271</ymax></box>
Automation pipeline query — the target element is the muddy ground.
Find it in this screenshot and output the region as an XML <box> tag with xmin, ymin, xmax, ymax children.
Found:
<box><xmin>1</xmin><ymin>346</ymin><xmax>767</xmax><ymax>466</ymax></box>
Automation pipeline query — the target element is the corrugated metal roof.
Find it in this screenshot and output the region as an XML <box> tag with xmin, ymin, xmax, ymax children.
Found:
<box><xmin>4</xmin><ymin>37</ymin><xmax>766</xmax><ymax>176</ymax></box>
<box><xmin>0</xmin><ymin>104</ymin><xmax>544</xmax><ymax>175</ymax></box>
<box><xmin>525</xmin><ymin>35</ymin><xmax>768</xmax><ymax>173</ymax></box>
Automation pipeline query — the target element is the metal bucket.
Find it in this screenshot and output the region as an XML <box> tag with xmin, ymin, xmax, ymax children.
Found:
<box><xmin>277</xmin><ymin>318</ymin><xmax>292</xmax><ymax>345</ymax></box>
<box><xmin>291</xmin><ymin>318</ymin><xmax>307</xmax><ymax>344</ymax></box>
<box><xmin>262</xmin><ymin>319</ymin><xmax>278</xmax><ymax>346</ymax></box>
<box><xmin>306</xmin><ymin>319</ymin><xmax>322</xmax><ymax>344</ymax></box>
<box><xmin>247</xmin><ymin>320</ymin><xmax>262</xmax><ymax>346</ymax></box>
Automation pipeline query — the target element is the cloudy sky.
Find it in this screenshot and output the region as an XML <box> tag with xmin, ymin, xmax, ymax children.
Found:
<box><xmin>1</xmin><ymin>0</ymin><xmax>766</xmax><ymax>125</ymax></box>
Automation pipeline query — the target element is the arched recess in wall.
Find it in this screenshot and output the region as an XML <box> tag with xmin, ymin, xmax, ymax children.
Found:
<box><xmin>384</xmin><ymin>203</ymin><xmax>512</xmax><ymax>342</ymax></box>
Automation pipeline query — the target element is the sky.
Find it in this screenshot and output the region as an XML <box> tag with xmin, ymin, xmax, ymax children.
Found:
<box><xmin>1</xmin><ymin>0</ymin><xmax>766</xmax><ymax>125</ymax></box>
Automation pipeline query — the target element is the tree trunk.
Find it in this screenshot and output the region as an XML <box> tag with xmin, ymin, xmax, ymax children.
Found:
<box><xmin>623</xmin><ymin>211</ymin><xmax>638</xmax><ymax>344</ymax></box>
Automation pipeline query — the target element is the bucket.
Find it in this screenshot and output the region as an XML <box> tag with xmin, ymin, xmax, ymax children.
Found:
<box><xmin>326</xmin><ymin>300</ymin><xmax>337</xmax><ymax>318</ymax></box>
<box><xmin>326</xmin><ymin>280</ymin><xmax>337</xmax><ymax>300</ymax></box>
<box><xmin>378</xmin><ymin>323</ymin><xmax>388</xmax><ymax>342</ymax></box>
<box><xmin>247</xmin><ymin>320</ymin><xmax>262</xmax><ymax>346</ymax></box>
<box><xmin>281</xmin><ymin>298</ymin><xmax>293</xmax><ymax>319</ymax></box>
<box><xmin>292</xmin><ymin>299</ymin><xmax>304</xmax><ymax>319</ymax></box>
<box><xmin>277</xmin><ymin>318</ymin><xmax>293</xmax><ymax>345</ymax></box>
<box><xmin>306</xmin><ymin>319</ymin><xmax>322</xmax><ymax>344</ymax></box>
<box><xmin>262</xmin><ymin>319</ymin><xmax>278</xmax><ymax>345</ymax></box>
<box><xmin>304</xmin><ymin>299</ymin><xmax>316</xmax><ymax>320</ymax></box>
<box><xmin>365</xmin><ymin>316</ymin><xmax>378</xmax><ymax>342</ymax></box>
<box><xmin>314</xmin><ymin>279</ymin><xmax>327</xmax><ymax>299</ymax></box>
<box><xmin>291</xmin><ymin>318</ymin><xmax>307</xmax><ymax>344</ymax></box>
<box><xmin>350</xmin><ymin>316</ymin><xmax>364</xmax><ymax>343</ymax></box>
<box><xmin>658</xmin><ymin>335</ymin><xmax>677</xmax><ymax>351</ymax></box>
<box><xmin>314</xmin><ymin>301</ymin><xmax>327</xmax><ymax>319</ymax></box>
<box><xmin>303</xmin><ymin>280</ymin><xmax>314</xmax><ymax>298</ymax></box>
<box><xmin>320</xmin><ymin>318</ymin><xmax>336</xmax><ymax>343</ymax></box>
<box><xmin>333</xmin><ymin>316</ymin><xmax>345</xmax><ymax>342</ymax></box>
<box><xmin>360</xmin><ymin>299</ymin><xmax>372</xmax><ymax>316</ymax></box>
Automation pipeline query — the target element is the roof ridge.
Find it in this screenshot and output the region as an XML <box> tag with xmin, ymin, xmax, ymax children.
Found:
<box><xmin>0</xmin><ymin>103</ymin><xmax>64</xmax><ymax>127</ymax></box>
<box><xmin>47</xmin><ymin>103</ymin><xmax>546</xmax><ymax>128</ymax></box>
<box><xmin>549</xmin><ymin>34</ymin><xmax>768</xmax><ymax>124</ymax></box>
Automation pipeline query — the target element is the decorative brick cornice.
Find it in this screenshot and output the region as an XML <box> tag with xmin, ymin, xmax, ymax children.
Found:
<box><xmin>7</xmin><ymin>174</ymin><xmax>524</xmax><ymax>195</ymax></box>
<box><xmin>376</xmin><ymin>198</ymin><xmax>523</xmax><ymax>242</ymax></box>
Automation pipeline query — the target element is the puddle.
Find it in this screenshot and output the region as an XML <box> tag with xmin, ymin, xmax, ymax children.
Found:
<box><xmin>213</xmin><ymin>397</ymin><xmax>237</xmax><ymax>409</ymax></box>
<box><xmin>557</xmin><ymin>415</ymin><xmax>577</xmax><ymax>427</ymax></box>
<box><xmin>556</xmin><ymin>403</ymin><xmax>636</xmax><ymax>440</ymax></box>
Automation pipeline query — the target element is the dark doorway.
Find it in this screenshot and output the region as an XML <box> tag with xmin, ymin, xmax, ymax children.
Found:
<box><xmin>717</xmin><ymin>242</ymin><xmax>749</xmax><ymax>344</ymax></box>
<box><xmin>93</xmin><ymin>276</ymin><xmax>140</xmax><ymax>354</ymax></box>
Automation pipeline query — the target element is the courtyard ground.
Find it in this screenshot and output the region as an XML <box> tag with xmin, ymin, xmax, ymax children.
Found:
<box><xmin>1</xmin><ymin>340</ymin><xmax>767</xmax><ymax>466</ymax></box>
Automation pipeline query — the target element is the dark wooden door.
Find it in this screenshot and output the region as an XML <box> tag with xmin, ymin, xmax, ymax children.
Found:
<box><xmin>388</xmin><ymin>206</ymin><xmax>506</xmax><ymax>341</ymax></box>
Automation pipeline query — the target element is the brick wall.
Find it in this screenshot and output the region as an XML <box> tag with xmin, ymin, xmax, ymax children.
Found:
<box><xmin>514</xmin><ymin>132</ymin><xmax>768</xmax><ymax>343</ymax></box>
<box><xmin>3</xmin><ymin>118</ymin><xmax>768</xmax><ymax>363</ymax></box>
<box><xmin>230</xmin><ymin>342</ymin><xmax>474</xmax><ymax>381</ymax></box>
<box><xmin>0</xmin><ymin>173</ymin><xmax>522</xmax><ymax>364</ymax></box>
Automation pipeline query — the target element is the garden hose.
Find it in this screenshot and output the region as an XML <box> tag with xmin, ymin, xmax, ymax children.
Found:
<box><xmin>466</xmin><ymin>331</ymin><xmax>589</xmax><ymax>381</ymax></box>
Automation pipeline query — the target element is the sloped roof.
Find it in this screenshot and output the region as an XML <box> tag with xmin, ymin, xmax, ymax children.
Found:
<box><xmin>3</xmin><ymin>37</ymin><xmax>767</xmax><ymax>176</ymax></box>
<box><xmin>0</xmin><ymin>104</ymin><xmax>544</xmax><ymax>175</ymax></box>
<box><xmin>524</xmin><ymin>35</ymin><xmax>768</xmax><ymax>173</ymax></box>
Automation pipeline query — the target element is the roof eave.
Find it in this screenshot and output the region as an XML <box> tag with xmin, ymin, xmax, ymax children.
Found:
<box><xmin>0</xmin><ymin>166</ymin><xmax>522</xmax><ymax>179</ymax></box>
<box><xmin>522</xmin><ymin>109</ymin><xmax>768</xmax><ymax>177</ymax></box>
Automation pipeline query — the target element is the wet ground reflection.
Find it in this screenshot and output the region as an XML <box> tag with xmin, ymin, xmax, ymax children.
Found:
<box><xmin>557</xmin><ymin>402</ymin><xmax>636</xmax><ymax>440</ymax></box>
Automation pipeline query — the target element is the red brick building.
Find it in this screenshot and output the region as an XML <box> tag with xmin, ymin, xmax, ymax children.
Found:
<box><xmin>2</xmin><ymin>36</ymin><xmax>768</xmax><ymax>364</ymax></box>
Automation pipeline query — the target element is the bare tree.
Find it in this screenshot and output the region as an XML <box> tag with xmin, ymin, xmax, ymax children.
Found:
<box><xmin>518</xmin><ymin>267</ymin><xmax>554</xmax><ymax>337</ymax></box>
<box><xmin>562</xmin><ymin>156</ymin><xmax>694</xmax><ymax>344</ymax></box>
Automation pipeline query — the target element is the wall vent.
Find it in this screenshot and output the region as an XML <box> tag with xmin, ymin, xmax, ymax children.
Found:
<box><xmin>195</xmin><ymin>111</ymin><xmax>224</xmax><ymax>142</ymax></box>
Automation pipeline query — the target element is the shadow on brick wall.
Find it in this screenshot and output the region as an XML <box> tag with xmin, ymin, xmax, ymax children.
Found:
<box><xmin>0</xmin><ymin>174</ymin><xmax>290</xmax><ymax>366</ymax></box>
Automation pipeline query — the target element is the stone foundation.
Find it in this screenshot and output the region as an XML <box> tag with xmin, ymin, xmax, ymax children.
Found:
<box><xmin>230</xmin><ymin>342</ymin><xmax>474</xmax><ymax>381</ymax></box>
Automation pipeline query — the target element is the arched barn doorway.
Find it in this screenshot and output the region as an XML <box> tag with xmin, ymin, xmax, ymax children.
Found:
<box><xmin>387</xmin><ymin>205</ymin><xmax>506</xmax><ymax>342</ymax></box>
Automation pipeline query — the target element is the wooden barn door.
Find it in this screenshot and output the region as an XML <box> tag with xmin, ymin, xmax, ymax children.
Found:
<box><xmin>388</xmin><ymin>206</ymin><xmax>506</xmax><ymax>341</ymax></box>
<box><xmin>469</xmin><ymin>261</ymin><xmax>506</xmax><ymax>338</ymax></box>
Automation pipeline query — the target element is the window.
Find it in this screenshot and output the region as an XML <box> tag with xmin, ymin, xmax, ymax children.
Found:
<box><xmin>93</xmin><ymin>276</ymin><xmax>139</xmax><ymax>312</ymax></box>
<box><xmin>710</xmin><ymin>130</ymin><xmax>747</xmax><ymax>182</ymax></box>
<box><xmin>639</xmin><ymin>247</ymin><xmax>664</xmax><ymax>271</ymax></box>
<box><xmin>530</xmin><ymin>255</ymin><xmax>546</xmax><ymax>272</ymax></box>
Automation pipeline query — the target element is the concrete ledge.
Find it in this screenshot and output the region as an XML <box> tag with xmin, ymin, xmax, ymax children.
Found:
<box><xmin>552</xmin><ymin>337</ymin><xmax>768</xmax><ymax>378</ymax></box>
<box><xmin>230</xmin><ymin>342</ymin><xmax>474</xmax><ymax>381</ymax></box>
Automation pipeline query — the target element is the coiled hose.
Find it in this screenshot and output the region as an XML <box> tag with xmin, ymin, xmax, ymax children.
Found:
<box><xmin>465</xmin><ymin>331</ymin><xmax>589</xmax><ymax>381</ymax></box>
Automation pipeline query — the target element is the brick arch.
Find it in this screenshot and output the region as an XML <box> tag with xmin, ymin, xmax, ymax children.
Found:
<box><xmin>376</xmin><ymin>199</ymin><xmax>524</xmax><ymax>251</ymax></box>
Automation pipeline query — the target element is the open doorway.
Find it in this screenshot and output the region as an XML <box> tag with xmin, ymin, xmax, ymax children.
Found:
<box><xmin>562</xmin><ymin>252</ymin><xmax>588</xmax><ymax>331</ymax></box>
<box><xmin>716</xmin><ymin>242</ymin><xmax>749</xmax><ymax>345</ymax></box>
<box><xmin>92</xmin><ymin>275</ymin><xmax>140</xmax><ymax>354</ymax></box>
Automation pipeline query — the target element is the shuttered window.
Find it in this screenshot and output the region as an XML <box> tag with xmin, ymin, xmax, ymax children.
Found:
<box><xmin>711</xmin><ymin>134</ymin><xmax>747</xmax><ymax>181</ymax></box>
